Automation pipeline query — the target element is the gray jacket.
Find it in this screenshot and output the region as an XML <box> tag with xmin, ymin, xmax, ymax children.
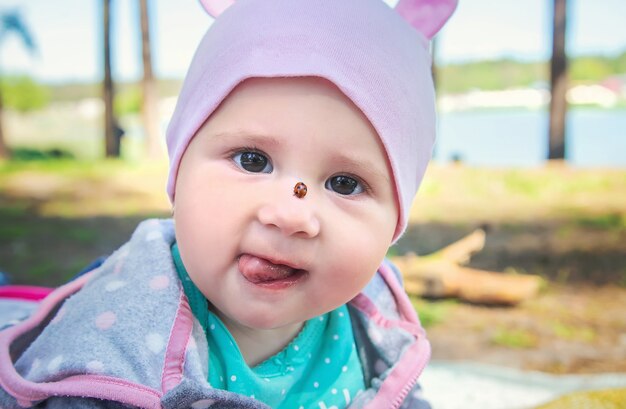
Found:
<box><xmin>0</xmin><ymin>219</ymin><xmax>431</xmax><ymax>409</ymax></box>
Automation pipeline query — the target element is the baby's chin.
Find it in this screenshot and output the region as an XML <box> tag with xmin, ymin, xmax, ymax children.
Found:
<box><xmin>214</xmin><ymin>306</ymin><xmax>308</xmax><ymax>333</ymax></box>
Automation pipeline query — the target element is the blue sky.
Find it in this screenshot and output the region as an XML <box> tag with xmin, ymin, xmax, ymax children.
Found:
<box><xmin>1</xmin><ymin>0</ymin><xmax>626</xmax><ymax>83</ymax></box>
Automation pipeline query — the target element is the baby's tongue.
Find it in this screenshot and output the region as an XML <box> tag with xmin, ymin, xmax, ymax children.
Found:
<box><xmin>238</xmin><ymin>254</ymin><xmax>295</xmax><ymax>283</ymax></box>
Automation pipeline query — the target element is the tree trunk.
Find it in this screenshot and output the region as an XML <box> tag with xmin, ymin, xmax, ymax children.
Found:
<box><xmin>103</xmin><ymin>0</ymin><xmax>119</xmax><ymax>157</ymax></box>
<box><xmin>139</xmin><ymin>0</ymin><xmax>161</xmax><ymax>159</ymax></box>
<box><xmin>548</xmin><ymin>0</ymin><xmax>567</xmax><ymax>160</ymax></box>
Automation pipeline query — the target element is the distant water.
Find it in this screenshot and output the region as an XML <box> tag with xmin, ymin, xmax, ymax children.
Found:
<box><xmin>434</xmin><ymin>109</ymin><xmax>626</xmax><ymax>168</ymax></box>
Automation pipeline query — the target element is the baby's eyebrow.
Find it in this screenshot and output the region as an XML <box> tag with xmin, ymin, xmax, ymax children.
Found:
<box><xmin>333</xmin><ymin>153</ymin><xmax>390</xmax><ymax>185</ymax></box>
<box><xmin>211</xmin><ymin>131</ymin><xmax>281</xmax><ymax>148</ymax></box>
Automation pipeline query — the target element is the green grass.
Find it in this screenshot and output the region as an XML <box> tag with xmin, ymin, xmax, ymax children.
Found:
<box><xmin>64</xmin><ymin>226</ymin><xmax>99</xmax><ymax>243</ymax></box>
<box><xmin>502</xmin><ymin>171</ymin><xmax>544</xmax><ymax>198</ymax></box>
<box><xmin>410</xmin><ymin>297</ymin><xmax>456</xmax><ymax>328</ymax></box>
<box><xmin>0</xmin><ymin>201</ymin><xmax>30</xmax><ymax>217</ymax></box>
<box><xmin>499</xmin><ymin>169</ymin><xmax>624</xmax><ymax>199</ymax></box>
<box><xmin>557</xmin><ymin>213</ymin><xmax>626</xmax><ymax>238</ymax></box>
<box><xmin>0</xmin><ymin>224</ymin><xmax>32</xmax><ymax>240</ymax></box>
<box><xmin>0</xmin><ymin>157</ymin><xmax>117</xmax><ymax>179</ymax></box>
<box><xmin>26</xmin><ymin>260</ymin><xmax>61</xmax><ymax>281</ymax></box>
<box><xmin>550</xmin><ymin>321</ymin><xmax>596</xmax><ymax>342</ymax></box>
<box><xmin>490</xmin><ymin>327</ymin><xmax>538</xmax><ymax>349</ymax></box>
<box><xmin>574</xmin><ymin>213</ymin><xmax>626</xmax><ymax>231</ymax></box>
<box><xmin>412</xmin><ymin>164</ymin><xmax>626</xmax><ymax>226</ymax></box>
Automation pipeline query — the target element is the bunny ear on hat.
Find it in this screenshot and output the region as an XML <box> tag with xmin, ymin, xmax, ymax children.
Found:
<box><xmin>198</xmin><ymin>0</ymin><xmax>234</xmax><ymax>18</ymax></box>
<box><xmin>199</xmin><ymin>0</ymin><xmax>457</xmax><ymax>38</ymax></box>
<box><xmin>395</xmin><ymin>0</ymin><xmax>458</xmax><ymax>39</ymax></box>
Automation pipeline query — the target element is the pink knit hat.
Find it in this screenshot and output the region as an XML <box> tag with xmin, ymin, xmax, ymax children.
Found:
<box><xmin>166</xmin><ymin>0</ymin><xmax>457</xmax><ymax>241</ymax></box>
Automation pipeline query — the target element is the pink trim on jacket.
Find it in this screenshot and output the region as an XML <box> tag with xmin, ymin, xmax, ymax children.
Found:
<box><xmin>349</xmin><ymin>262</ymin><xmax>431</xmax><ymax>409</ymax></box>
<box><xmin>371</xmin><ymin>338</ymin><xmax>430</xmax><ymax>409</ymax></box>
<box><xmin>0</xmin><ymin>271</ymin><xmax>163</xmax><ymax>409</ymax></box>
<box><xmin>378</xmin><ymin>262</ymin><xmax>422</xmax><ymax>325</ymax></box>
<box><xmin>161</xmin><ymin>290</ymin><xmax>194</xmax><ymax>393</ymax></box>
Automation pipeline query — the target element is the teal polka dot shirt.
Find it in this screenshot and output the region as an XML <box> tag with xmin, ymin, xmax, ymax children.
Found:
<box><xmin>172</xmin><ymin>243</ymin><xmax>366</xmax><ymax>408</ymax></box>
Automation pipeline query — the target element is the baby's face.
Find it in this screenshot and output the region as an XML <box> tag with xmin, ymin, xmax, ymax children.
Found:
<box><xmin>174</xmin><ymin>77</ymin><xmax>398</xmax><ymax>332</ymax></box>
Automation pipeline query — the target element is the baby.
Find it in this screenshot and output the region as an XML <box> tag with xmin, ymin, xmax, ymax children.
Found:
<box><xmin>0</xmin><ymin>0</ymin><xmax>456</xmax><ymax>408</ymax></box>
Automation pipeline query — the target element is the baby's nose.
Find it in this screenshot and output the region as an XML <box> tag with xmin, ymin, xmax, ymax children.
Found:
<box><xmin>257</xmin><ymin>186</ymin><xmax>320</xmax><ymax>238</ymax></box>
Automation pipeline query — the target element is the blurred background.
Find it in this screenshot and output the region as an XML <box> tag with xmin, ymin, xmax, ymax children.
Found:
<box><xmin>0</xmin><ymin>0</ymin><xmax>625</xmax><ymax>407</ymax></box>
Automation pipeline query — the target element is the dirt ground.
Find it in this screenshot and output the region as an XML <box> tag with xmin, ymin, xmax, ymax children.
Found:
<box><xmin>423</xmin><ymin>284</ymin><xmax>626</xmax><ymax>374</ymax></box>
<box><xmin>1</xmin><ymin>161</ymin><xmax>625</xmax><ymax>375</ymax></box>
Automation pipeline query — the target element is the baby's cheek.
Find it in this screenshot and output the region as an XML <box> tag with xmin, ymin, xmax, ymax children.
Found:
<box><xmin>328</xmin><ymin>248</ymin><xmax>381</xmax><ymax>296</ymax></box>
<box><xmin>349</xmin><ymin>235</ymin><xmax>390</xmax><ymax>283</ymax></box>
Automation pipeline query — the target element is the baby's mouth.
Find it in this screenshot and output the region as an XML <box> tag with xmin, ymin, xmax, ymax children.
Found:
<box><xmin>238</xmin><ymin>254</ymin><xmax>307</xmax><ymax>287</ymax></box>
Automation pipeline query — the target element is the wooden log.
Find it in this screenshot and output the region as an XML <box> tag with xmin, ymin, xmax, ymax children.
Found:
<box><xmin>392</xmin><ymin>229</ymin><xmax>543</xmax><ymax>305</ymax></box>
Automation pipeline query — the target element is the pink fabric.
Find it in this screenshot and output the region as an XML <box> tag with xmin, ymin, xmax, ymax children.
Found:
<box><xmin>0</xmin><ymin>272</ymin><xmax>162</xmax><ymax>408</ymax></box>
<box><xmin>367</xmin><ymin>338</ymin><xmax>431</xmax><ymax>408</ymax></box>
<box><xmin>3</xmin><ymin>374</ymin><xmax>162</xmax><ymax>409</ymax></box>
<box><xmin>199</xmin><ymin>0</ymin><xmax>234</xmax><ymax>17</ymax></box>
<box><xmin>198</xmin><ymin>0</ymin><xmax>457</xmax><ymax>40</ymax></box>
<box><xmin>377</xmin><ymin>262</ymin><xmax>422</xmax><ymax>326</ymax></box>
<box><xmin>350</xmin><ymin>293</ymin><xmax>421</xmax><ymax>338</ymax></box>
<box><xmin>166</xmin><ymin>0</ymin><xmax>457</xmax><ymax>241</ymax></box>
<box><xmin>0</xmin><ymin>285</ymin><xmax>53</xmax><ymax>301</ymax></box>
<box><xmin>396</xmin><ymin>0</ymin><xmax>459</xmax><ymax>39</ymax></box>
<box><xmin>349</xmin><ymin>264</ymin><xmax>431</xmax><ymax>408</ymax></box>
<box><xmin>351</xmin><ymin>290</ymin><xmax>431</xmax><ymax>408</ymax></box>
<box><xmin>161</xmin><ymin>290</ymin><xmax>194</xmax><ymax>393</ymax></box>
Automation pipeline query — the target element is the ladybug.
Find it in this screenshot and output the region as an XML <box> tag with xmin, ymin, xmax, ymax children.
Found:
<box><xmin>293</xmin><ymin>182</ymin><xmax>307</xmax><ymax>198</ymax></box>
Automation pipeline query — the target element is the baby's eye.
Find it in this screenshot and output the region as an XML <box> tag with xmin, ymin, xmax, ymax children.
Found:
<box><xmin>232</xmin><ymin>151</ymin><xmax>273</xmax><ymax>173</ymax></box>
<box><xmin>325</xmin><ymin>175</ymin><xmax>365</xmax><ymax>196</ymax></box>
